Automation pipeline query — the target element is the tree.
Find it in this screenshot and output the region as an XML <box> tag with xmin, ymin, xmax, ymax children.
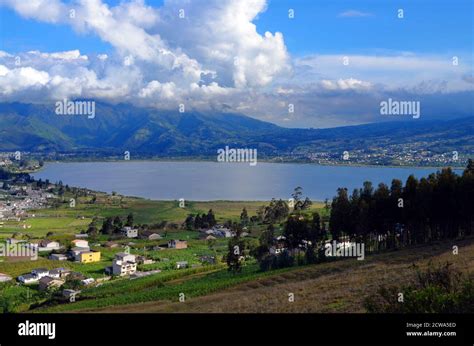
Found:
<box><xmin>329</xmin><ymin>188</ymin><xmax>351</xmax><ymax>241</ymax></box>
<box><xmin>263</xmin><ymin>199</ymin><xmax>289</xmax><ymax>224</ymax></box>
<box><xmin>292</xmin><ymin>186</ymin><xmax>312</xmax><ymax>211</ymax></box>
<box><xmin>113</xmin><ymin>216</ymin><xmax>123</xmax><ymax>233</ymax></box>
<box><xmin>184</xmin><ymin>214</ymin><xmax>195</xmax><ymax>230</ymax></box>
<box><xmin>194</xmin><ymin>214</ymin><xmax>202</xmax><ymax>229</ymax></box>
<box><xmin>226</xmin><ymin>227</ymin><xmax>245</xmax><ymax>274</ymax></box>
<box><xmin>86</xmin><ymin>219</ymin><xmax>98</xmax><ymax>236</ymax></box>
<box><xmin>206</xmin><ymin>209</ymin><xmax>217</xmax><ymax>227</ymax></box>
<box><xmin>125</xmin><ymin>213</ymin><xmax>134</xmax><ymax>227</ymax></box>
<box><xmin>292</xmin><ymin>186</ymin><xmax>303</xmax><ymax>207</ymax></box>
<box><xmin>240</xmin><ymin>208</ymin><xmax>249</xmax><ymax>226</ymax></box>
<box><xmin>465</xmin><ymin>159</ymin><xmax>474</xmax><ymax>175</ymax></box>
<box><xmin>100</xmin><ymin>217</ymin><xmax>114</xmax><ymax>235</ymax></box>
<box><xmin>283</xmin><ymin>214</ymin><xmax>311</xmax><ymax>255</ymax></box>
<box><xmin>326</xmin><ymin>163</ymin><xmax>474</xmax><ymax>256</ymax></box>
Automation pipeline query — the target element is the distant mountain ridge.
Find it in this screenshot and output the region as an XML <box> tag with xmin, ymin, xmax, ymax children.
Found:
<box><xmin>0</xmin><ymin>102</ymin><xmax>473</xmax><ymax>162</ymax></box>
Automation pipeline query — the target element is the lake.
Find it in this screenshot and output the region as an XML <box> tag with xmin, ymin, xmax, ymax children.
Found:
<box><xmin>32</xmin><ymin>161</ymin><xmax>457</xmax><ymax>201</ymax></box>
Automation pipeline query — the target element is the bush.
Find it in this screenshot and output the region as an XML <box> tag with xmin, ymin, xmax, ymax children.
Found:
<box><xmin>364</xmin><ymin>262</ymin><xmax>474</xmax><ymax>313</ymax></box>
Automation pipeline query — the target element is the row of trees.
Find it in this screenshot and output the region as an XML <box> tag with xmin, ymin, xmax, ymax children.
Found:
<box><xmin>329</xmin><ymin>161</ymin><xmax>474</xmax><ymax>252</ymax></box>
<box><xmin>230</xmin><ymin>161</ymin><xmax>474</xmax><ymax>273</ymax></box>
<box><xmin>184</xmin><ymin>209</ymin><xmax>217</xmax><ymax>230</ymax></box>
<box><xmin>90</xmin><ymin>213</ymin><xmax>134</xmax><ymax>235</ymax></box>
<box><xmin>251</xmin><ymin>211</ymin><xmax>324</xmax><ymax>271</ymax></box>
<box><xmin>224</xmin><ymin>188</ymin><xmax>318</xmax><ymax>272</ymax></box>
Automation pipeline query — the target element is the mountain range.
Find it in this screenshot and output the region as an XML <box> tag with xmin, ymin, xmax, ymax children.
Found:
<box><xmin>0</xmin><ymin>102</ymin><xmax>472</xmax><ymax>163</ymax></box>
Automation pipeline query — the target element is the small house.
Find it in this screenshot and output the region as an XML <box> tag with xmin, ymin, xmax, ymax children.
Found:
<box><xmin>81</xmin><ymin>278</ymin><xmax>95</xmax><ymax>286</ymax></box>
<box><xmin>48</xmin><ymin>269</ymin><xmax>61</xmax><ymax>279</ymax></box>
<box><xmin>122</xmin><ymin>226</ymin><xmax>138</xmax><ymax>238</ymax></box>
<box><xmin>176</xmin><ymin>261</ymin><xmax>188</xmax><ymax>269</ymax></box>
<box><xmin>39</xmin><ymin>277</ymin><xmax>65</xmax><ymax>291</ymax></box>
<box><xmin>71</xmin><ymin>239</ymin><xmax>89</xmax><ymax>248</ymax></box>
<box><xmin>269</xmin><ymin>243</ymin><xmax>286</xmax><ymax>255</ymax></box>
<box><xmin>200</xmin><ymin>256</ymin><xmax>216</xmax><ymax>265</ymax></box>
<box><xmin>31</xmin><ymin>268</ymin><xmax>50</xmax><ymax>279</ymax></box>
<box><xmin>49</xmin><ymin>253</ymin><xmax>68</xmax><ymax>261</ymax></box>
<box><xmin>76</xmin><ymin>251</ymin><xmax>101</xmax><ymax>263</ymax></box>
<box><xmin>52</xmin><ymin>268</ymin><xmax>71</xmax><ymax>278</ymax></box>
<box><xmin>111</xmin><ymin>253</ymin><xmax>137</xmax><ymax>276</ymax></box>
<box><xmin>148</xmin><ymin>233</ymin><xmax>162</xmax><ymax>240</ymax></box>
<box><xmin>168</xmin><ymin>239</ymin><xmax>188</xmax><ymax>249</ymax></box>
<box><xmin>18</xmin><ymin>273</ymin><xmax>38</xmax><ymax>284</ymax></box>
<box><xmin>136</xmin><ymin>255</ymin><xmax>155</xmax><ymax>265</ymax></box>
<box><xmin>74</xmin><ymin>233</ymin><xmax>89</xmax><ymax>238</ymax></box>
<box><xmin>38</xmin><ymin>240</ymin><xmax>61</xmax><ymax>252</ymax></box>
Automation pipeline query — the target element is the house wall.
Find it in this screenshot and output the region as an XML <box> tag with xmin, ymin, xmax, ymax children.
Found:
<box><xmin>79</xmin><ymin>252</ymin><xmax>101</xmax><ymax>263</ymax></box>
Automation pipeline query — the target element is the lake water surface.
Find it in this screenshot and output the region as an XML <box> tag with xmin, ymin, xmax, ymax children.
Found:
<box><xmin>33</xmin><ymin>161</ymin><xmax>457</xmax><ymax>201</ymax></box>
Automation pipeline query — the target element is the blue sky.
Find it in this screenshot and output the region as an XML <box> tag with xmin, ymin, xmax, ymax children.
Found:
<box><xmin>2</xmin><ymin>0</ymin><xmax>472</xmax><ymax>56</ymax></box>
<box><xmin>0</xmin><ymin>0</ymin><xmax>472</xmax><ymax>128</ymax></box>
<box><xmin>257</xmin><ymin>0</ymin><xmax>473</xmax><ymax>56</ymax></box>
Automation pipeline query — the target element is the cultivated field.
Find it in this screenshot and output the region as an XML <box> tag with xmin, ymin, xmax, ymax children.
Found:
<box><xmin>42</xmin><ymin>237</ymin><xmax>474</xmax><ymax>313</ymax></box>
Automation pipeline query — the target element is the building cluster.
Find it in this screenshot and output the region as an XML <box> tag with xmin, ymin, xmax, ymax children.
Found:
<box><xmin>202</xmin><ymin>226</ymin><xmax>233</xmax><ymax>239</ymax></box>
<box><xmin>18</xmin><ymin>267</ymin><xmax>70</xmax><ymax>289</ymax></box>
<box><xmin>0</xmin><ymin>187</ymin><xmax>54</xmax><ymax>221</ymax></box>
<box><xmin>297</xmin><ymin>146</ymin><xmax>468</xmax><ymax>167</ymax></box>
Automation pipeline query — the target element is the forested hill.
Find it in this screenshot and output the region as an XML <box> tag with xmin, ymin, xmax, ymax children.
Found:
<box><xmin>0</xmin><ymin>102</ymin><xmax>472</xmax><ymax>163</ymax></box>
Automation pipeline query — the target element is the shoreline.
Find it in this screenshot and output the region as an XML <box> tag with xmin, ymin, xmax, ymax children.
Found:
<box><xmin>35</xmin><ymin>158</ymin><xmax>466</xmax><ymax>171</ymax></box>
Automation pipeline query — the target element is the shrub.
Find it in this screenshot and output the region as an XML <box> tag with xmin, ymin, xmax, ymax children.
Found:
<box><xmin>364</xmin><ymin>262</ymin><xmax>474</xmax><ymax>313</ymax></box>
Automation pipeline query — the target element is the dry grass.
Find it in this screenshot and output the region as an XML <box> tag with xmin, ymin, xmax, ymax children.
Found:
<box><xmin>86</xmin><ymin>238</ymin><xmax>474</xmax><ymax>313</ymax></box>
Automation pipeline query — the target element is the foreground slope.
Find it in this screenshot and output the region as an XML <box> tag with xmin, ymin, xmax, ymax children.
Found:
<box><xmin>81</xmin><ymin>237</ymin><xmax>474</xmax><ymax>313</ymax></box>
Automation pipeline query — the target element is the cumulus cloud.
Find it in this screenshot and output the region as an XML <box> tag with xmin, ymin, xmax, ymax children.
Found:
<box><xmin>152</xmin><ymin>0</ymin><xmax>290</xmax><ymax>88</ymax></box>
<box><xmin>0</xmin><ymin>0</ymin><xmax>67</xmax><ymax>23</ymax></box>
<box><xmin>0</xmin><ymin>0</ymin><xmax>291</xmax><ymax>108</ymax></box>
<box><xmin>0</xmin><ymin>0</ymin><xmax>472</xmax><ymax>128</ymax></box>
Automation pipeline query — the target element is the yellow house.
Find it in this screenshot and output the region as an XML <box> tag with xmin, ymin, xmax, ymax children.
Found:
<box><xmin>78</xmin><ymin>251</ymin><xmax>101</xmax><ymax>263</ymax></box>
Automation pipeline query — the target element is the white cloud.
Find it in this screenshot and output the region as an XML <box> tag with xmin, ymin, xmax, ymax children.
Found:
<box><xmin>0</xmin><ymin>65</ymin><xmax>50</xmax><ymax>95</ymax></box>
<box><xmin>28</xmin><ymin>50</ymin><xmax>88</xmax><ymax>61</ymax></box>
<box><xmin>0</xmin><ymin>0</ymin><xmax>67</xmax><ymax>23</ymax></box>
<box><xmin>0</xmin><ymin>0</ymin><xmax>472</xmax><ymax>128</ymax></box>
<box><xmin>0</xmin><ymin>0</ymin><xmax>290</xmax><ymax>97</ymax></box>
<box><xmin>320</xmin><ymin>78</ymin><xmax>372</xmax><ymax>91</ymax></box>
<box><xmin>294</xmin><ymin>54</ymin><xmax>474</xmax><ymax>93</ymax></box>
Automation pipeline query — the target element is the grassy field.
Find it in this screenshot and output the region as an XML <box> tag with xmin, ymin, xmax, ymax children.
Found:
<box><xmin>47</xmin><ymin>237</ymin><xmax>474</xmax><ymax>313</ymax></box>
<box><xmin>0</xmin><ymin>195</ymin><xmax>324</xmax><ymax>240</ymax></box>
<box><xmin>0</xmin><ymin>192</ymin><xmax>328</xmax><ymax>313</ymax></box>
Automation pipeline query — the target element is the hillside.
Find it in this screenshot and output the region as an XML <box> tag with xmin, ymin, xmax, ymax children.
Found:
<box><xmin>0</xmin><ymin>102</ymin><xmax>473</xmax><ymax>162</ymax></box>
<box><xmin>40</xmin><ymin>237</ymin><xmax>474</xmax><ymax>313</ymax></box>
